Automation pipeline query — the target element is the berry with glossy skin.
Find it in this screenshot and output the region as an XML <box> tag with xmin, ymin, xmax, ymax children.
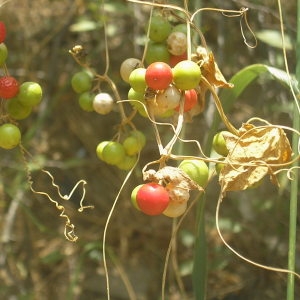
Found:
<box><xmin>156</xmin><ymin>85</ymin><xmax>181</xmax><ymax>112</ymax></box>
<box><xmin>120</xmin><ymin>58</ymin><xmax>143</xmax><ymax>83</ymax></box>
<box><xmin>6</xmin><ymin>97</ymin><xmax>32</xmax><ymax>120</ymax></box>
<box><xmin>172</xmin><ymin>60</ymin><xmax>201</xmax><ymax>90</ymax></box>
<box><xmin>136</xmin><ymin>182</ymin><xmax>170</xmax><ymax>216</ymax></box>
<box><xmin>128</xmin><ymin>67</ymin><xmax>147</xmax><ymax>93</ymax></box>
<box><xmin>131</xmin><ymin>184</ymin><xmax>143</xmax><ymax>210</ymax></box>
<box><xmin>175</xmin><ymin>89</ymin><xmax>198</xmax><ymax>112</ymax></box>
<box><xmin>215</xmin><ymin>159</ymin><xmax>225</xmax><ymax>175</ymax></box>
<box><xmin>123</xmin><ymin>135</ymin><xmax>142</xmax><ymax>156</ymax></box>
<box><xmin>0</xmin><ymin>22</ymin><xmax>6</xmax><ymax>43</ymax></box>
<box><xmin>148</xmin><ymin>15</ymin><xmax>172</xmax><ymax>42</ymax></box>
<box><xmin>17</xmin><ymin>82</ymin><xmax>42</xmax><ymax>106</ymax></box>
<box><xmin>145</xmin><ymin>62</ymin><xmax>173</xmax><ymax>90</ymax></box>
<box><xmin>172</xmin><ymin>24</ymin><xmax>187</xmax><ymax>35</ymax></box>
<box><xmin>71</xmin><ymin>71</ymin><xmax>93</xmax><ymax>94</ymax></box>
<box><xmin>0</xmin><ymin>76</ymin><xmax>19</xmax><ymax>99</ymax></box>
<box><xmin>78</xmin><ymin>92</ymin><xmax>94</xmax><ymax>112</ymax></box>
<box><xmin>145</xmin><ymin>41</ymin><xmax>170</xmax><ymax>65</ymax></box>
<box><xmin>169</xmin><ymin>52</ymin><xmax>187</xmax><ymax>67</ymax></box>
<box><xmin>212</xmin><ymin>131</ymin><xmax>229</xmax><ymax>156</ymax></box>
<box><xmin>167</xmin><ymin>31</ymin><xmax>187</xmax><ymax>56</ymax></box>
<box><xmin>101</xmin><ymin>141</ymin><xmax>126</xmax><ymax>165</ymax></box>
<box><xmin>0</xmin><ymin>43</ymin><xmax>8</xmax><ymax>66</ymax></box>
<box><xmin>179</xmin><ymin>159</ymin><xmax>209</xmax><ymax>187</ymax></box>
<box><xmin>130</xmin><ymin>130</ymin><xmax>146</xmax><ymax>149</ymax></box>
<box><xmin>163</xmin><ymin>201</ymin><xmax>187</xmax><ymax>218</ymax></box>
<box><xmin>117</xmin><ymin>154</ymin><xmax>137</xmax><ymax>170</ymax></box>
<box><xmin>127</xmin><ymin>88</ymin><xmax>147</xmax><ymax>117</ymax></box>
<box><xmin>123</xmin><ymin>130</ymin><xmax>146</xmax><ymax>156</ymax></box>
<box><xmin>0</xmin><ymin>123</ymin><xmax>21</xmax><ymax>149</ymax></box>
<box><xmin>96</xmin><ymin>141</ymin><xmax>110</xmax><ymax>160</ymax></box>
<box><xmin>93</xmin><ymin>93</ymin><xmax>114</xmax><ymax>115</ymax></box>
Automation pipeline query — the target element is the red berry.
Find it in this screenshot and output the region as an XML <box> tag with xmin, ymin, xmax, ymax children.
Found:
<box><xmin>175</xmin><ymin>89</ymin><xmax>198</xmax><ymax>112</ymax></box>
<box><xmin>145</xmin><ymin>62</ymin><xmax>173</xmax><ymax>90</ymax></box>
<box><xmin>0</xmin><ymin>22</ymin><xmax>6</xmax><ymax>43</ymax></box>
<box><xmin>169</xmin><ymin>52</ymin><xmax>187</xmax><ymax>67</ymax></box>
<box><xmin>0</xmin><ymin>76</ymin><xmax>19</xmax><ymax>99</ymax></box>
<box><xmin>136</xmin><ymin>182</ymin><xmax>170</xmax><ymax>216</ymax></box>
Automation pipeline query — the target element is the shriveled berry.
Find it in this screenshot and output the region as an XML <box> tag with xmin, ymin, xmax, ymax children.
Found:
<box><xmin>0</xmin><ymin>76</ymin><xmax>19</xmax><ymax>99</ymax></box>
<box><xmin>167</xmin><ymin>31</ymin><xmax>187</xmax><ymax>56</ymax></box>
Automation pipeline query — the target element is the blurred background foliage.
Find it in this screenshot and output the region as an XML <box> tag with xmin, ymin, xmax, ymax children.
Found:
<box><xmin>0</xmin><ymin>0</ymin><xmax>298</xmax><ymax>299</ymax></box>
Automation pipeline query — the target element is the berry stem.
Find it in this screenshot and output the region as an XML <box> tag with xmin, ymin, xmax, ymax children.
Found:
<box><xmin>164</xmin><ymin>93</ymin><xmax>185</xmax><ymax>154</ymax></box>
<box><xmin>202</xmin><ymin>77</ymin><xmax>239</xmax><ymax>136</ymax></box>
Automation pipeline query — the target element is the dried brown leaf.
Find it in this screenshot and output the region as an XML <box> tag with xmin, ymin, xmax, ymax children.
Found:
<box><xmin>193</xmin><ymin>46</ymin><xmax>233</xmax><ymax>89</ymax></box>
<box><xmin>219</xmin><ymin>123</ymin><xmax>292</xmax><ymax>192</ymax></box>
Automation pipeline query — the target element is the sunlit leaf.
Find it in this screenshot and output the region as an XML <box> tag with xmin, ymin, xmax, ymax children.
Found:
<box><xmin>256</xmin><ymin>29</ymin><xmax>293</xmax><ymax>50</ymax></box>
<box><xmin>219</xmin><ymin>123</ymin><xmax>292</xmax><ymax>192</ymax></box>
<box><xmin>69</xmin><ymin>19</ymin><xmax>101</xmax><ymax>32</ymax></box>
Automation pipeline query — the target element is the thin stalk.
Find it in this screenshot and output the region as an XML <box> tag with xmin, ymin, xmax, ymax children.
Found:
<box><xmin>285</xmin><ymin>0</ymin><xmax>300</xmax><ymax>298</ymax></box>
<box><xmin>192</xmin><ymin>0</ymin><xmax>208</xmax><ymax>298</ymax></box>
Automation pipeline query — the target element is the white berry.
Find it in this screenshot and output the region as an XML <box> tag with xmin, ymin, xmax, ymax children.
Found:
<box><xmin>156</xmin><ymin>85</ymin><xmax>181</xmax><ymax>112</ymax></box>
<box><xmin>120</xmin><ymin>58</ymin><xmax>143</xmax><ymax>83</ymax></box>
<box><xmin>93</xmin><ymin>93</ymin><xmax>114</xmax><ymax>115</ymax></box>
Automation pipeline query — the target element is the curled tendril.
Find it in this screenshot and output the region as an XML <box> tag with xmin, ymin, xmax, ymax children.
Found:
<box><xmin>19</xmin><ymin>144</ymin><xmax>93</xmax><ymax>242</ymax></box>
<box><xmin>29</xmin><ymin>169</ymin><xmax>93</xmax><ymax>242</ymax></box>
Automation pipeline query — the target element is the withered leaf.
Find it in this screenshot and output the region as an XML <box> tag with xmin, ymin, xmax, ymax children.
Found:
<box><xmin>219</xmin><ymin>123</ymin><xmax>292</xmax><ymax>193</ymax></box>
<box><xmin>143</xmin><ymin>166</ymin><xmax>202</xmax><ymax>191</ymax></box>
<box><xmin>194</xmin><ymin>46</ymin><xmax>233</xmax><ymax>89</ymax></box>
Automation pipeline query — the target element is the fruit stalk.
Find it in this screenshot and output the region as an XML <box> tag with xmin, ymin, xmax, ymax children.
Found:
<box><xmin>201</xmin><ymin>77</ymin><xmax>239</xmax><ymax>136</ymax></box>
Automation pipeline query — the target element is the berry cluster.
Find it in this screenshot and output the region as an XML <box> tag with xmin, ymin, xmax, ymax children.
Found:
<box><xmin>71</xmin><ymin>70</ymin><xmax>115</xmax><ymax>115</ymax></box>
<box><xmin>96</xmin><ymin>130</ymin><xmax>146</xmax><ymax>171</ymax></box>
<box><xmin>69</xmin><ymin>12</ymin><xmax>230</xmax><ymax>217</ymax></box>
<box><xmin>0</xmin><ymin>21</ymin><xmax>43</xmax><ymax>149</ymax></box>
<box><xmin>70</xmin><ymin>66</ymin><xmax>148</xmax><ymax>171</ymax></box>
<box><xmin>131</xmin><ymin>160</ymin><xmax>209</xmax><ymax>218</ymax></box>
<box><xmin>120</xmin><ymin>13</ymin><xmax>203</xmax><ymax>119</ymax></box>
<box><xmin>118</xmin><ymin>14</ymin><xmax>209</xmax><ymax>217</ymax></box>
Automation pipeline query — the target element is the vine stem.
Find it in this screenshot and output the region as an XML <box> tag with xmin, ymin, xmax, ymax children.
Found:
<box><xmin>279</xmin><ymin>0</ymin><xmax>300</xmax><ymax>297</ymax></box>
<box><xmin>201</xmin><ymin>77</ymin><xmax>239</xmax><ymax>135</ymax></box>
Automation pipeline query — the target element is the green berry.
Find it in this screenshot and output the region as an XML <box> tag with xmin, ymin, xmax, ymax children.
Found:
<box><xmin>0</xmin><ymin>43</ymin><xmax>8</xmax><ymax>66</ymax></box>
<box><xmin>172</xmin><ymin>60</ymin><xmax>201</xmax><ymax>90</ymax></box>
<box><xmin>96</xmin><ymin>141</ymin><xmax>110</xmax><ymax>160</ymax></box>
<box><xmin>148</xmin><ymin>15</ymin><xmax>172</xmax><ymax>42</ymax></box>
<box><xmin>212</xmin><ymin>131</ymin><xmax>229</xmax><ymax>156</ymax></box>
<box><xmin>123</xmin><ymin>136</ymin><xmax>142</xmax><ymax>156</ymax></box>
<box><xmin>17</xmin><ymin>82</ymin><xmax>43</xmax><ymax>106</ymax></box>
<box><xmin>117</xmin><ymin>154</ymin><xmax>137</xmax><ymax>170</ymax></box>
<box><xmin>129</xmin><ymin>68</ymin><xmax>147</xmax><ymax>93</ymax></box>
<box><xmin>6</xmin><ymin>97</ymin><xmax>32</xmax><ymax>120</ymax></box>
<box><xmin>71</xmin><ymin>71</ymin><xmax>93</xmax><ymax>94</ymax></box>
<box><xmin>78</xmin><ymin>92</ymin><xmax>94</xmax><ymax>112</ymax></box>
<box><xmin>179</xmin><ymin>159</ymin><xmax>209</xmax><ymax>187</ymax></box>
<box><xmin>101</xmin><ymin>141</ymin><xmax>126</xmax><ymax>165</ymax></box>
<box><xmin>0</xmin><ymin>123</ymin><xmax>21</xmax><ymax>149</ymax></box>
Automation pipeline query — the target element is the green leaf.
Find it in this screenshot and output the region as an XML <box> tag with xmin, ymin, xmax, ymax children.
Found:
<box><xmin>69</xmin><ymin>19</ymin><xmax>101</xmax><ymax>32</ymax></box>
<box><xmin>256</xmin><ymin>29</ymin><xmax>293</xmax><ymax>50</ymax></box>
<box><xmin>220</xmin><ymin>64</ymin><xmax>298</xmax><ymax>111</ymax></box>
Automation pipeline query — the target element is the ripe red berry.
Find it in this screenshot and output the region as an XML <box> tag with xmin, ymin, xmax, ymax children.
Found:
<box><xmin>136</xmin><ymin>182</ymin><xmax>170</xmax><ymax>216</ymax></box>
<box><xmin>169</xmin><ymin>52</ymin><xmax>187</xmax><ymax>67</ymax></box>
<box><xmin>145</xmin><ymin>62</ymin><xmax>173</xmax><ymax>90</ymax></box>
<box><xmin>175</xmin><ymin>89</ymin><xmax>198</xmax><ymax>112</ymax></box>
<box><xmin>0</xmin><ymin>22</ymin><xmax>6</xmax><ymax>43</ymax></box>
<box><xmin>0</xmin><ymin>76</ymin><xmax>19</xmax><ymax>99</ymax></box>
